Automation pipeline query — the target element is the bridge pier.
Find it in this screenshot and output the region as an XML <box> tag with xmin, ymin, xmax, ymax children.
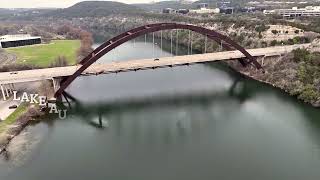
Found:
<box><xmin>4</xmin><ymin>85</ymin><xmax>9</xmax><ymax>98</ymax></box>
<box><xmin>261</xmin><ymin>56</ymin><xmax>265</xmax><ymax>66</ymax></box>
<box><xmin>0</xmin><ymin>84</ymin><xmax>14</xmax><ymax>101</ymax></box>
<box><xmin>52</xmin><ymin>78</ymin><xmax>62</xmax><ymax>94</ymax></box>
<box><xmin>0</xmin><ymin>84</ymin><xmax>6</xmax><ymax>101</ymax></box>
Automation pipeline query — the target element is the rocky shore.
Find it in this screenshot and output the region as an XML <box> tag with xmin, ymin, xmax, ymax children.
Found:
<box><xmin>0</xmin><ymin>106</ymin><xmax>44</xmax><ymax>154</ymax></box>
<box><xmin>226</xmin><ymin>51</ymin><xmax>320</xmax><ymax>108</ymax></box>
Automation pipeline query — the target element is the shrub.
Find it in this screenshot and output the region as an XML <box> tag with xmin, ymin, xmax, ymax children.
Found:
<box><xmin>271</xmin><ymin>30</ymin><xmax>278</xmax><ymax>35</ymax></box>
<box><xmin>287</xmin><ymin>38</ymin><xmax>294</xmax><ymax>45</ymax></box>
<box><xmin>298</xmin><ymin>84</ymin><xmax>319</xmax><ymax>102</ymax></box>
<box><xmin>293</xmin><ymin>48</ymin><xmax>310</xmax><ymax>63</ymax></box>
<box><xmin>270</xmin><ymin>40</ymin><xmax>277</xmax><ymax>46</ymax></box>
<box><xmin>50</xmin><ymin>56</ymin><xmax>68</xmax><ymax>67</ymax></box>
<box><xmin>0</xmin><ymin>64</ymin><xmax>39</xmax><ymax>72</ymax></box>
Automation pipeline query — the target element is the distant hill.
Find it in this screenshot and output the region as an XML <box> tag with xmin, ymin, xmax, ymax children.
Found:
<box><xmin>135</xmin><ymin>1</ymin><xmax>196</xmax><ymax>12</ymax></box>
<box><xmin>43</xmin><ymin>1</ymin><xmax>144</xmax><ymax>18</ymax></box>
<box><xmin>0</xmin><ymin>8</ymin><xmax>55</xmax><ymax>20</ymax></box>
<box><xmin>193</xmin><ymin>0</ymin><xmax>218</xmax><ymax>6</ymax></box>
<box><xmin>0</xmin><ymin>9</ymin><xmax>15</xmax><ymax>17</ymax></box>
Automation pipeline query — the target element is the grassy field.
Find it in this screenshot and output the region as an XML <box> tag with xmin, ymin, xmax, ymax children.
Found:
<box><xmin>6</xmin><ymin>40</ymin><xmax>80</xmax><ymax>67</ymax></box>
<box><xmin>0</xmin><ymin>103</ymin><xmax>28</xmax><ymax>134</ymax></box>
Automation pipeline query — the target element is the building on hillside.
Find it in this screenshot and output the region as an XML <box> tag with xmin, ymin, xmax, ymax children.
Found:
<box><xmin>162</xmin><ymin>8</ymin><xmax>177</xmax><ymax>14</ymax></box>
<box><xmin>162</xmin><ymin>8</ymin><xmax>189</xmax><ymax>15</ymax></box>
<box><xmin>0</xmin><ymin>34</ymin><xmax>41</xmax><ymax>48</ymax></box>
<box><xmin>177</xmin><ymin>9</ymin><xmax>190</xmax><ymax>14</ymax></box>
<box><xmin>219</xmin><ymin>7</ymin><xmax>234</xmax><ymax>14</ymax></box>
<box><xmin>197</xmin><ymin>3</ymin><xmax>209</xmax><ymax>9</ymax></box>
<box><xmin>190</xmin><ymin>3</ymin><xmax>220</xmax><ymax>14</ymax></box>
<box><xmin>189</xmin><ymin>8</ymin><xmax>220</xmax><ymax>14</ymax></box>
<box><xmin>263</xmin><ymin>9</ymin><xmax>276</xmax><ymax>14</ymax></box>
<box><xmin>264</xmin><ymin>6</ymin><xmax>320</xmax><ymax>17</ymax></box>
<box><xmin>218</xmin><ymin>1</ymin><xmax>234</xmax><ymax>14</ymax></box>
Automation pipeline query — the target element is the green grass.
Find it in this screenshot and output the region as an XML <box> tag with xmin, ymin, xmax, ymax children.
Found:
<box><xmin>0</xmin><ymin>103</ymin><xmax>29</xmax><ymax>134</ymax></box>
<box><xmin>6</xmin><ymin>40</ymin><xmax>80</xmax><ymax>67</ymax></box>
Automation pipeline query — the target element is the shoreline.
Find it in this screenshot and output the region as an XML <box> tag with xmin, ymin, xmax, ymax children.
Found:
<box><xmin>225</xmin><ymin>60</ymin><xmax>320</xmax><ymax>108</ymax></box>
<box><xmin>0</xmin><ymin>105</ymin><xmax>44</xmax><ymax>155</ymax></box>
<box><xmin>239</xmin><ymin>69</ymin><xmax>319</xmax><ymax>108</ymax></box>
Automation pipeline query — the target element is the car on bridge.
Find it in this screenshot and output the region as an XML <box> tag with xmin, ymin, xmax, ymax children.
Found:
<box><xmin>10</xmin><ymin>72</ymin><xmax>18</xmax><ymax>75</ymax></box>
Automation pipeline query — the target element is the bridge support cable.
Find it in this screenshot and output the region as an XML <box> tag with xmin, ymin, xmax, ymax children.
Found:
<box><xmin>152</xmin><ymin>32</ymin><xmax>155</xmax><ymax>58</ymax></box>
<box><xmin>188</xmin><ymin>30</ymin><xmax>191</xmax><ymax>55</ymax></box>
<box><xmin>54</xmin><ymin>23</ymin><xmax>263</xmax><ymax>98</ymax></box>
<box><xmin>111</xmin><ymin>49</ymin><xmax>115</xmax><ymax>62</ymax></box>
<box><xmin>204</xmin><ymin>35</ymin><xmax>208</xmax><ymax>53</ymax></box>
<box><xmin>170</xmin><ymin>30</ymin><xmax>173</xmax><ymax>56</ymax></box>
<box><xmin>176</xmin><ymin>29</ymin><xmax>179</xmax><ymax>56</ymax></box>
<box><xmin>144</xmin><ymin>34</ymin><xmax>147</xmax><ymax>45</ymax></box>
<box><xmin>160</xmin><ymin>31</ymin><xmax>163</xmax><ymax>56</ymax></box>
<box><xmin>191</xmin><ymin>33</ymin><xmax>194</xmax><ymax>54</ymax></box>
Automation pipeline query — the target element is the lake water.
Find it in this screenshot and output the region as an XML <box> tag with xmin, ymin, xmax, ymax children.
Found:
<box><xmin>0</xmin><ymin>41</ymin><xmax>320</xmax><ymax>180</ymax></box>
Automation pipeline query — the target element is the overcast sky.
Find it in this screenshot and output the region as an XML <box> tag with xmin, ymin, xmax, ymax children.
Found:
<box><xmin>0</xmin><ymin>0</ymin><xmax>188</xmax><ymax>8</ymax></box>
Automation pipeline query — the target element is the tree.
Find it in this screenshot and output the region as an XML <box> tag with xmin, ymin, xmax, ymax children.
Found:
<box><xmin>77</xmin><ymin>31</ymin><xmax>94</xmax><ymax>62</ymax></box>
<box><xmin>51</xmin><ymin>56</ymin><xmax>68</xmax><ymax>67</ymax></box>
<box><xmin>57</xmin><ymin>25</ymin><xmax>72</xmax><ymax>35</ymax></box>
<box><xmin>270</xmin><ymin>40</ymin><xmax>277</xmax><ymax>46</ymax></box>
<box><xmin>255</xmin><ymin>24</ymin><xmax>269</xmax><ymax>33</ymax></box>
<box><xmin>293</xmin><ymin>48</ymin><xmax>310</xmax><ymax>63</ymax></box>
<box><xmin>288</xmin><ymin>38</ymin><xmax>294</xmax><ymax>45</ymax></box>
<box><xmin>271</xmin><ymin>30</ymin><xmax>278</xmax><ymax>35</ymax></box>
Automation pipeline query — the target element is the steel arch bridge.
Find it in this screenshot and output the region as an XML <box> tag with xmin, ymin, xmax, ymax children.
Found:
<box><xmin>55</xmin><ymin>23</ymin><xmax>263</xmax><ymax>97</ymax></box>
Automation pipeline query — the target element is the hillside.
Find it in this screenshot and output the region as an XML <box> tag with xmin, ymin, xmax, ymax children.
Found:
<box><xmin>44</xmin><ymin>1</ymin><xmax>144</xmax><ymax>18</ymax></box>
<box><xmin>135</xmin><ymin>1</ymin><xmax>195</xmax><ymax>12</ymax></box>
<box><xmin>0</xmin><ymin>9</ymin><xmax>17</xmax><ymax>20</ymax></box>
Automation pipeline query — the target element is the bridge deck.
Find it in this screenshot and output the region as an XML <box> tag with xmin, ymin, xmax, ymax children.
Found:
<box><xmin>0</xmin><ymin>44</ymin><xmax>309</xmax><ymax>84</ymax></box>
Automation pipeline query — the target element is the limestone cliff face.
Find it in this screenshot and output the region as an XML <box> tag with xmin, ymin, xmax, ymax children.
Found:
<box><xmin>227</xmin><ymin>40</ymin><xmax>320</xmax><ymax>107</ymax></box>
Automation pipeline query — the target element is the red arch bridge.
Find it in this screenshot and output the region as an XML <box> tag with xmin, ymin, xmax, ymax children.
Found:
<box><xmin>0</xmin><ymin>23</ymin><xmax>310</xmax><ymax>101</ymax></box>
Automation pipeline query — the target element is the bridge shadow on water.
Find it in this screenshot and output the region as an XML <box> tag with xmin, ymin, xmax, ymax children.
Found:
<box><xmin>55</xmin><ymin>76</ymin><xmax>253</xmax><ymax>129</ymax></box>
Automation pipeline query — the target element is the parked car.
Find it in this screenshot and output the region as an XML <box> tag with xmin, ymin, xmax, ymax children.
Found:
<box><xmin>9</xmin><ymin>105</ymin><xmax>18</xmax><ymax>109</ymax></box>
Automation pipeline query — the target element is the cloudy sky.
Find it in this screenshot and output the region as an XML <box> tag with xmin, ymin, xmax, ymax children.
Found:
<box><xmin>0</xmin><ymin>0</ymin><xmax>183</xmax><ymax>8</ymax></box>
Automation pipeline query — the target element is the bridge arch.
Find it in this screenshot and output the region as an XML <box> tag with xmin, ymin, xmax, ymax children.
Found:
<box><xmin>55</xmin><ymin>23</ymin><xmax>262</xmax><ymax>97</ymax></box>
